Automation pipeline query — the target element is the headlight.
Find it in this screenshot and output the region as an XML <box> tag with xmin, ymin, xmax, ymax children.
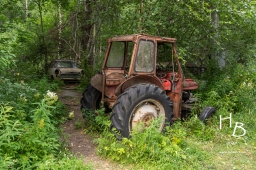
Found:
<box><xmin>55</xmin><ymin>69</ymin><xmax>60</xmax><ymax>75</ymax></box>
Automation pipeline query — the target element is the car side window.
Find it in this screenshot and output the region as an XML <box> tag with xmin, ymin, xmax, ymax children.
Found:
<box><xmin>72</xmin><ymin>62</ymin><xmax>77</xmax><ymax>68</ymax></box>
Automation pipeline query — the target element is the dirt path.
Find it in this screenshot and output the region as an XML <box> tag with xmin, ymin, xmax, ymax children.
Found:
<box><xmin>57</xmin><ymin>84</ymin><xmax>125</xmax><ymax>170</ymax></box>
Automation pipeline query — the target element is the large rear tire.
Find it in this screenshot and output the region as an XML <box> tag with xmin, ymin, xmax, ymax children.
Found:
<box><xmin>110</xmin><ymin>84</ymin><xmax>173</xmax><ymax>138</ymax></box>
<box><xmin>80</xmin><ymin>84</ymin><xmax>101</xmax><ymax>115</ymax></box>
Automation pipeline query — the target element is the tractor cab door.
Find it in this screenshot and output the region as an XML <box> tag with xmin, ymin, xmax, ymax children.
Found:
<box><xmin>102</xmin><ymin>41</ymin><xmax>133</xmax><ymax>100</ymax></box>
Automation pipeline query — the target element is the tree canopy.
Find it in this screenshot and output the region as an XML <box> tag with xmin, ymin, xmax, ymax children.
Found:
<box><xmin>0</xmin><ymin>0</ymin><xmax>255</xmax><ymax>75</ymax></box>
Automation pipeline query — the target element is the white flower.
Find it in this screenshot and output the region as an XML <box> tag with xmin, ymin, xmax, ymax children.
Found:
<box><xmin>46</xmin><ymin>90</ymin><xmax>57</xmax><ymax>98</ymax></box>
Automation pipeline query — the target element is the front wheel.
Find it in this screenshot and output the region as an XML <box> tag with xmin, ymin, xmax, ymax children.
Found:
<box><xmin>110</xmin><ymin>84</ymin><xmax>173</xmax><ymax>138</ymax></box>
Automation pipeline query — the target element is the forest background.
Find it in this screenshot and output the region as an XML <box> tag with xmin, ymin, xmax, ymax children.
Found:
<box><xmin>0</xmin><ymin>0</ymin><xmax>256</xmax><ymax>169</ymax></box>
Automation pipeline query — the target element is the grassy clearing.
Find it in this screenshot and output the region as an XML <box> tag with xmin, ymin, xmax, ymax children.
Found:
<box><xmin>202</xmin><ymin>112</ymin><xmax>256</xmax><ymax>170</ymax></box>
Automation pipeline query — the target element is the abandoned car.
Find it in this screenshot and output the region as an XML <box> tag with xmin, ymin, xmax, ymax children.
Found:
<box><xmin>47</xmin><ymin>60</ymin><xmax>83</xmax><ymax>81</ymax></box>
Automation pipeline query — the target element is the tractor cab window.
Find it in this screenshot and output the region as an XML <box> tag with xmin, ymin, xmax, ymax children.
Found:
<box><xmin>135</xmin><ymin>40</ymin><xmax>154</xmax><ymax>72</ymax></box>
<box><xmin>156</xmin><ymin>42</ymin><xmax>174</xmax><ymax>70</ymax></box>
<box><xmin>106</xmin><ymin>42</ymin><xmax>125</xmax><ymax>68</ymax></box>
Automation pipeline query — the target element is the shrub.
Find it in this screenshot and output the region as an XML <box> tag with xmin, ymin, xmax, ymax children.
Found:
<box><xmin>96</xmin><ymin>118</ymin><xmax>211</xmax><ymax>169</ymax></box>
<box><xmin>82</xmin><ymin>108</ymin><xmax>110</xmax><ymax>134</ymax></box>
<box><xmin>0</xmin><ymin>85</ymin><xmax>71</xmax><ymax>169</ymax></box>
<box><xmin>199</xmin><ymin>63</ymin><xmax>256</xmax><ymax>114</ymax></box>
<box><xmin>36</xmin><ymin>155</ymin><xmax>93</xmax><ymax>170</ymax></box>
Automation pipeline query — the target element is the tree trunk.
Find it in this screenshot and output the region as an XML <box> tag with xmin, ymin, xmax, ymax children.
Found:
<box><xmin>139</xmin><ymin>0</ymin><xmax>144</xmax><ymax>33</ymax></box>
<box><xmin>37</xmin><ymin>0</ymin><xmax>48</xmax><ymax>72</ymax></box>
<box><xmin>58</xmin><ymin>0</ymin><xmax>62</xmax><ymax>59</ymax></box>
<box><xmin>211</xmin><ymin>10</ymin><xmax>225</xmax><ymax>68</ymax></box>
<box><xmin>79</xmin><ymin>0</ymin><xmax>93</xmax><ymax>65</ymax></box>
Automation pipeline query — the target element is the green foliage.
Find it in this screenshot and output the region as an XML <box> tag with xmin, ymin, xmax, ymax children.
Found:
<box><xmin>82</xmin><ymin>108</ymin><xmax>110</xmax><ymax>134</ymax></box>
<box><xmin>96</xmin><ymin>118</ymin><xmax>213</xmax><ymax>169</ymax></box>
<box><xmin>182</xmin><ymin>115</ymin><xmax>217</xmax><ymax>141</ymax></box>
<box><xmin>0</xmin><ymin>76</ymin><xmax>73</xmax><ymax>169</ymax></box>
<box><xmin>36</xmin><ymin>154</ymin><xmax>93</xmax><ymax>170</ymax></box>
<box><xmin>78</xmin><ymin>64</ymin><xmax>98</xmax><ymax>91</ymax></box>
<box><xmin>74</xmin><ymin>120</ymin><xmax>84</xmax><ymax>129</ymax></box>
<box><xmin>0</xmin><ymin>93</ymin><xmax>61</xmax><ymax>168</ymax></box>
<box><xmin>0</xmin><ymin>77</ymin><xmax>39</xmax><ymax>119</ymax></box>
<box><xmin>0</xmin><ymin>76</ymin><xmax>63</xmax><ymax>118</ymax></box>
<box><xmin>0</xmin><ymin>29</ymin><xmax>16</xmax><ymax>73</ymax></box>
<box><xmin>199</xmin><ymin>63</ymin><xmax>256</xmax><ymax>114</ymax></box>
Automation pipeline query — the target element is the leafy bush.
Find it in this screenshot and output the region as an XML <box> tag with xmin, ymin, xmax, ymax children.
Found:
<box><xmin>0</xmin><ymin>77</ymin><xmax>72</xmax><ymax>169</ymax></box>
<box><xmin>0</xmin><ymin>28</ymin><xmax>16</xmax><ymax>72</ymax></box>
<box><xmin>0</xmin><ymin>91</ymin><xmax>62</xmax><ymax>169</ymax></box>
<box><xmin>195</xmin><ymin>62</ymin><xmax>256</xmax><ymax>143</ymax></box>
<box><xmin>199</xmin><ymin>63</ymin><xmax>256</xmax><ymax>113</ymax></box>
<box><xmin>82</xmin><ymin>108</ymin><xmax>110</xmax><ymax>134</ymax></box>
<box><xmin>96</xmin><ymin>118</ymin><xmax>212</xmax><ymax>169</ymax></box>
<box><xmin>36</xmin><ymin>155</ymin><xmax>93</xmax><ymax>170</ymax></box>
<box><xmin>0</xmin><ymin>77</ymin><xmax>65</xmax><ymax>122</ymax></box>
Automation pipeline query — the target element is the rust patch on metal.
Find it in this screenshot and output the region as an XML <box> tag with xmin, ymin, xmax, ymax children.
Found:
<box><xmin>183</xmin><ymin>79</ymin><xmax>198</xmax><ymax>90</ymax></box>
<box><xmin>115</xmin><ymin>75</ymin><xmax>164</xmax><ymax>96</ymax></box>
<box><xmin>106</xmin><ymin>72</ymin><xmax>125</xmax><ymax>86</ymax></box>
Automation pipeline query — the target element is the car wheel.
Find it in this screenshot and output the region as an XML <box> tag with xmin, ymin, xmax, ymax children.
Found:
<box><xmin>110</xmin><ymin>83</ymin><xmax>173</xmax><ymax>138</ymax></box>
<box><xmin>199</xmin><ymin>106</ymin><xmax>216</xmax><ymax>124</ymax></box>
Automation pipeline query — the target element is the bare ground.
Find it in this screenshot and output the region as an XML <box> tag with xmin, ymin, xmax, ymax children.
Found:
<box><xmin>57</xmin><ymin>84</ymin><xmax>127</xmax><ymax>170</ymax></box>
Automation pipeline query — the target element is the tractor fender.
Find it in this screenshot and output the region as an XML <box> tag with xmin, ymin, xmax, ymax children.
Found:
<box><xmin>115</xmin><ymin>75</ymin><xmax>164</xmax><ymax>96</ymax></box>
<box><xmin>90</xmin><ymin>74</ymin><xmax>103</xmax><ymax>92</ymax></box>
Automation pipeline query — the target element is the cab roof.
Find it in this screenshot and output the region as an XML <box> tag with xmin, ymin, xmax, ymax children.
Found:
<box><xmin>108</xmin><ymin>34</ymin><xmax>177</xmax><ymax>43</ymax></box>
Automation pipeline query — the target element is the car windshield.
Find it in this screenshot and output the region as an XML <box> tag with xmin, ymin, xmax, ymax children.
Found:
<box><xmin>56</xmin><ymin>61</ymin><xmax>76</xmax><ymax>68</ymax></box>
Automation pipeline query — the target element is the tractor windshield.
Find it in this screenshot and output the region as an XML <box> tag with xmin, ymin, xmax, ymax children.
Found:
<box><xmin>135</xmin><ymin>40</ymin><xmax>155</xmax><ymax>72</ymax></box>
<box><xmin>106</xmin><ymin>42</ymin><xmax>125</xmax><ymax>68</ymax></box>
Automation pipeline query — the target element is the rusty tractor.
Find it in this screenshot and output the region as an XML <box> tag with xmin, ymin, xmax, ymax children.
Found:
<box><xmin>81</xmin><ymin>34</ymin><xmax>215</xmax><ymax>138</ymax></box>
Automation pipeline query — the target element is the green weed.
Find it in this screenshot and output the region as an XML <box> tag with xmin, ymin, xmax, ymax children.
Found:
<box><xmin>75</xmin><ymin>120</ymin><xmax>84</xmax><ymax>129</ymax></box>
<box><xmin>96</xmin><ymin>118</ymin><xmax>213</xmax><ymax>169</ymax></box>
<box><xmin>36</xmin><ymin>154</ymin><xmax>93</xmax><ymax>170</ymax></box>
<box><xmin>82</xmin><ymin>108</ymin><xmax>110</xmax><ymax>134</ymax></box>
